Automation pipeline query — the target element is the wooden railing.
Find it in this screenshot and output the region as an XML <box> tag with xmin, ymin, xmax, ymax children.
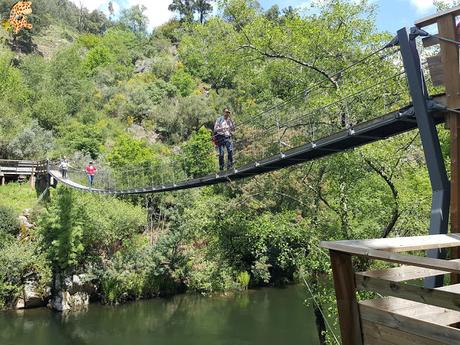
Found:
<box><xmin>0</xmin><ymin>159</ymin><xmax>50</xmax><ymax>186</ymax></box>
<box><xmin>321</xmin><ymin>235</ymin><xmax>460</xmax><ymax>345</ymax></box>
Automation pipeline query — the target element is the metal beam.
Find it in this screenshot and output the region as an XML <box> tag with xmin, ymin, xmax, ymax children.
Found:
<box><xmin>398</xmin><ymin>27</ymin><xmax>450</xmax><ymax>288</ymax></box>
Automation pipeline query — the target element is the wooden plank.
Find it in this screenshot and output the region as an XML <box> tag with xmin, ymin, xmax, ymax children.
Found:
<box><xmin>357</xmin><ymin>265</ymin><xmax>449</xmax><ymax>282</ymax></box>
<box><xmin>423</xmin><ymin>36</ymin><xmax>440</xmax><ymax>48</ymax></box>
<box><xmin>438</xmin><ymin>15</ymin><xmax>460</xmax><ymax>108</ymax></box>
<box><xmin>451</xmin><ymin>110</ymin><xmax>460</xmax><ymax>284</ymax></box>
<box><xmin>356</xmin><ymin>274</ymin><xmax>460</xmax><ymax>313</ymax></box>
<box><xmin>439</xmin><ymin>11</ymin><xmax>460</xmax><ymax>284</ymax></box>
<box><xmin>427</xmin><ymin>55</ymin><xmax>444</xmax><ymax>87</ymax></box>
<box><xmin>360</xmin><ymin>297</ymin><xmax>460</xmax><ymax>344</ymax></box>
<box><xmin>329</xmin><ymin>250</ymin><xmax>363</xmax><ymax>345</ymax></box>
<box><xmin>321</xmin><ymin>234</ymin><xmax>460</xmax><ymax>253</ymax></box>
<box><xmin>436</xmin><ymin>283</ymin><xmax>460</xmax><ymax>293</ymax></box>
<box><xmin>417</xmin><ymin>309</ymin><xmax>460</xmax><ymax>326</ymax></box>
<box><xmin>415</xmin><ymin>5</ymin><xmax>460</xmax><ymax>27</ymax></box>
<box><xmin>321</xmin><ymin>241</ymin><xmax>460</xmax><ymax>274</ymax></box>
<box><xmin>362</xmin><ymin>320</ymin><xmax>445</xmax><ymax>345</ymax></box>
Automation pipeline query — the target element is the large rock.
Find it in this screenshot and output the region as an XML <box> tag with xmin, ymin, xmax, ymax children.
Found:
<box><xmin>15</xmin><ymin>279</ymin><xmax>50</xmax><ymax>309</ymax></box>
<box><xmin>49</xmin><ymin>290</ymin><xmax>89</xmax><ymax>312</ymax></box>
<box><xmin>134</xmin><ymin>58</ymin><xmax>152</xmax><ymax>73</ymax></box>
<box><xmin>49</xmin><ymin>274</ymin><xmax>96</xmax><ymax>312</ymax></box>
<box><xmin>127</xmin><ymin>124</ymin><xmax>159</xmax><ymax>145</ymax></box>
<box><xmin>24</xmin><ymin>280</ymin><xmax>45</xmax><ymax>308</ymax></box>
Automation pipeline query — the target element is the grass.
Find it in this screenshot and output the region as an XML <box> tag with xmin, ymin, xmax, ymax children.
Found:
<box><xmin>0</xmin><ymin>182</ymin><xmax>38</xmax><ymax>215</ymax></box>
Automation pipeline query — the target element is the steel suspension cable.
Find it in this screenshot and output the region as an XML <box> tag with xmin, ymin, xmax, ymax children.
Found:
<box><xmin>236</xmin><ymin>44</ymin><xmax>400</xmax><ymax>128</ymax></box>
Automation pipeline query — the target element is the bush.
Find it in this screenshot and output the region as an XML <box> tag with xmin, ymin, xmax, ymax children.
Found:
<box><xmin>0</xmin><ymin>206</ymin><xmax>19</xmax><ymax>238</ymax></box>
<box><xmin>6</xmin><ymin>120</ymin><xmax>54</xmax><ymax>159</ymax></box>
<box><xmin>171</xmin><ymin>68</ymin><xmax>196</xmax><ymax>97</ymax></box>
<box><xmin>0</xmin><ymin>241</ymin><xmax>51</xmax><ymax>309</ymax></box>
<box><xmin>237</xmin><ymin>271</ymin><xmax>250</xmax><ymax>290</ymax></box>
<box><xmin>84</xmin><ymin>46</ymin><xmax>115</xmax><ymax>73</ymax></box>
<box><xmin>181</xmin><ymin>126</ymin><xmax>215</xmax><ymax>177</ymax></box>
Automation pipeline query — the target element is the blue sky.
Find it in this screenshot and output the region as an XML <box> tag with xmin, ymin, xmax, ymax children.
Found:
<box><xmin>69</xmin><ymin>0</ymin><xmax>454</xmax><ymax>33</ymax></box>
<box><xmin>257</xmin><ymin>0</ymin><xmax>446</xmax><ymax>33</ymax></box>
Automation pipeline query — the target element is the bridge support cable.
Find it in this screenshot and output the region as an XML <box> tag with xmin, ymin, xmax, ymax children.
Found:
<box><xmin>398</xmin><ymin>27</ymin><xmax>450</xmax><ymax>288</ymax></box>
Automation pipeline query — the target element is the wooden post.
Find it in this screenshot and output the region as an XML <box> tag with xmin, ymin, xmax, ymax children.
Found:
<box><xmin>29</xmin><ymin>166</ymin><xmax>35</xmax><ymax>189</ymax></box>
<box><xmin>330</xmin><ymin>250</ymin><xmax>363</xmax><ymax>345</ymax></box>
<box><xmin>437</xmin><ymin>14</ymin><xmax>460</xmax><ymax>283</ymax></box>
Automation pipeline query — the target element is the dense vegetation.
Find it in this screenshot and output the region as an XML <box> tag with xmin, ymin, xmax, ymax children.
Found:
<box><xmin>0</xmin><ymin>0</ymin><xmax>451</xmax><ymax>343</ymax></box>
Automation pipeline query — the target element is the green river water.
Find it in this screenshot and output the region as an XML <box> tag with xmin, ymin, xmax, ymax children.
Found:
<box><xmin>0</xmin><ymin>285</ymin><xmax>320</xmax><ymax>345</ymax></box>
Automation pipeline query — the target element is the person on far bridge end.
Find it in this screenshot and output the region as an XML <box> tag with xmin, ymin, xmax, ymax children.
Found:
<box><xmin>214</xmin><ymin>108</ymin><xmax>235</xmax><ymax>171</ymax></box>
<box><xmin>85</xmin><ymin>161</ymin><xmax>97</xmax><ymax>188</ymax></box>
<box><xmin>59</xmin><ymin>156</ymin><xmax>70</xmax><ymax>179</ymax></box>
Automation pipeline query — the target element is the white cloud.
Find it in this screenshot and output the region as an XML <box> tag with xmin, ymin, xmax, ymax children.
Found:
<box><xmin>408</xmin><ymin>0</ymin><xmax>457</xmax><ymax>14</ymax></box>
<box><xmin>69</xmin><ymin>0</ymin><xmax>174</xmax><ymax>30</ymax></box>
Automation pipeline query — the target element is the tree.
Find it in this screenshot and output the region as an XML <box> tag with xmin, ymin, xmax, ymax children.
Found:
<box><xmin>194</xmin><ymin>0</ymin><xmax>213</xmax><ymax>24</ymax></box>
<box><xmin>119</xmin><ymin>5</ymin><xmax>149</xmax><ymax>36</ymax></box>
<box><xmin>168</xmin><ymin>0</ymin><xmax>195</xmax><ymax>22</ymax></box>
<box><xmin>39</xmin><ymin>187</ymin><xmax>85</xmax><ymax>273</ymax></box>
<box><xmin>7</xmin><ymin>120</ymin><xmax>54</xmax><ymax>159</ymax></box>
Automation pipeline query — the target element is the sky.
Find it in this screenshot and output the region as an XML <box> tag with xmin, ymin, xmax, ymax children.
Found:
<box><xmin>68</xmin><ymin>0</ymin><xmax>458</xmax><ymax>33</ymax></box>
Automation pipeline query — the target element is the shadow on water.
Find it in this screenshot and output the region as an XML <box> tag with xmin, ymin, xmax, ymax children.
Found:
<box><xmin>0</xmin><ymin>285</ymin><xmax>320</xmax><ymax>345</ymax></box>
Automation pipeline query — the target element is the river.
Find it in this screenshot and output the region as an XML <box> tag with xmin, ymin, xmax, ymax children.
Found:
<box><xmin>0</xmin><ymin>285</ymin><xmax>320</xmax><ymax>345</ymax></box>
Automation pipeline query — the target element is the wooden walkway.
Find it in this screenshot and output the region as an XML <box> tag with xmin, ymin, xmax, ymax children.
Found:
<box><xmin>0</xmin><ymin>159</ymin><xmax>37</xmax><ymax>186</ymax></box>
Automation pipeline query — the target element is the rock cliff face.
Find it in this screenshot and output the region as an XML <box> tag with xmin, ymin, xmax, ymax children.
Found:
<box><xmin>49</xmin><ymin>274</ymin><xmax>97</xmax><ymax>312</ymax></box>
<box><xmin>15</xmin><ymin>275</ymin><xmax>51</xmax><ymax>309</ymax></box>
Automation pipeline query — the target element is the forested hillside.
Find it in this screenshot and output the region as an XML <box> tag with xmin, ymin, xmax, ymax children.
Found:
<box><xmin>0</xmin><ymin>0</ymin><xmax>443</xmax><ymax>343</ymax></box>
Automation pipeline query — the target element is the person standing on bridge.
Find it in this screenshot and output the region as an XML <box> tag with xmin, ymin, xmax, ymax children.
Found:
<box><xmin>85</xmin><ymin>161</ymin><xmax>97</xmax><ymax>188</ymax></box>
<box><xmin>214</xmin><ymin>108</ymin><xmax>235</xmax><ymax>171</ymax></box>
<box><xmin>59</xmin><ymin>157</ymin><xmax>70</xmax><ymax>179</ymax></box>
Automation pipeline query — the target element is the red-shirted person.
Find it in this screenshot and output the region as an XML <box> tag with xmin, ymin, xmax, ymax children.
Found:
<box><xmin>85</xmin><ymin>161</ymin><xmax>97</xmax><ymax>188</ymax></box>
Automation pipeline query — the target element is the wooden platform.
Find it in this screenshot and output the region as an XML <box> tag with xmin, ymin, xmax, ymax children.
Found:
<box><xmin>0</xmin><ymin>159</ymin><xmax>37</xmax><ymax>185</ymax></box>
<box><xmin>361</xmin><ymin>297</ymin><xmax>460</xmax><ymax>345</ymax></box>
<box><xmin>321</xmin><ymin>234</ymin><xmax>460</xmax><ymax>345</ymax></box>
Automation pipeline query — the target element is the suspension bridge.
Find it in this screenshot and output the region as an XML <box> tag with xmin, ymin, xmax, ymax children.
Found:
<box><xmin>21</xmin><ymin>6</ymin><xmax>460</xmax><ymax>344</ymax></box>
<box><xmin>35</xmin><ymin>31</ymin><xmax>447</xmax><ymax>197</ymax></box>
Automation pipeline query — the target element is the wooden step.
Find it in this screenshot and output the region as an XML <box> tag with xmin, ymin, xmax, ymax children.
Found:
<box><xmin>360</xmin><ymin>296</ymin><xmax>460</xmax><ymax>344</ymax></box>
<box><xmin>357</xmin><ymin>265</ymin><xmax>449</xmax><ymax>282</ymax></box>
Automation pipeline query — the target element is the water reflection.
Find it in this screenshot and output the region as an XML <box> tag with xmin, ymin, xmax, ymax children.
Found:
<box><xmin>0</xmin><ymin>285</ymin><xmax>319</xmax><ymax>345</ymax></box>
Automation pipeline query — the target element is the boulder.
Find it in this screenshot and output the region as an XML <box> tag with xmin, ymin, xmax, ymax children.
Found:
<box><xmin>15</xmin><ymin>297</ymin><xmax>25</xmax><ymax>309</ymax></box>
<box><xmin>49</xmin><ymin>290</ymin><xmax>89</xmax><ymax>312</ymax></box>
<box><xmin>49</xmin><ymin>274</ymin><xmax>96</xmax><ymax>312</ymax></box>
<box><xmin>15</xmin><ymin>279</ymin><xmax>50</xmax><ymax>309</ymax></box>
<box><xmin>23</xmin><ymin>280</ymin><xmax>45</xmax><ymax>308</ymax></box>
<box><xmin>134</xmin><ymin>58</ymin><xmax>152</xmax><ymax>73</ymax></box>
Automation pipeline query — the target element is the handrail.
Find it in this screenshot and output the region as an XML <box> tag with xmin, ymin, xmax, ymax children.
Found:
<box><xmin>321</xmin><ymin>234</ymin><xmax>460</xmax><ymax>274</ymax></box>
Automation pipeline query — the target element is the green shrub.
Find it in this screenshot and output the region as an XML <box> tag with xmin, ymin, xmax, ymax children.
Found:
<box><xmin>0</xmin><ymin>241</ymin><xmax>51</xmax><ymax>309</ymax></box>
<box><xmin>181</xmin><ymin>126</ymin><xmax>215</xmax><ymax>177</ymax></box>
<box><xmin>101</xmin><ymin>268</ymin><xmax>145</xmax><ymax>304</ymax></box>
<box><xmin>0</xmin><ymin>206</ymin><xmax>19</xmax><ymax>238</ymax></box>
<box><xmin>171</xmin><ymin>68</ymin><xmax>195</xmax><ymax>97</ymax></box>
<box><xmin>38</xmin><ymin>187</ymin><xmax>85</xmax><ymax>272</ymax></box>
<box><xmin>237</xmin><ymin>271</ymin><xmax>250</xmax><ymax>290</ymax></box>
<box><xmin>84</xmin><ymin>46</ymin><xmax>115</xmax><ymax>73</ymax></box>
